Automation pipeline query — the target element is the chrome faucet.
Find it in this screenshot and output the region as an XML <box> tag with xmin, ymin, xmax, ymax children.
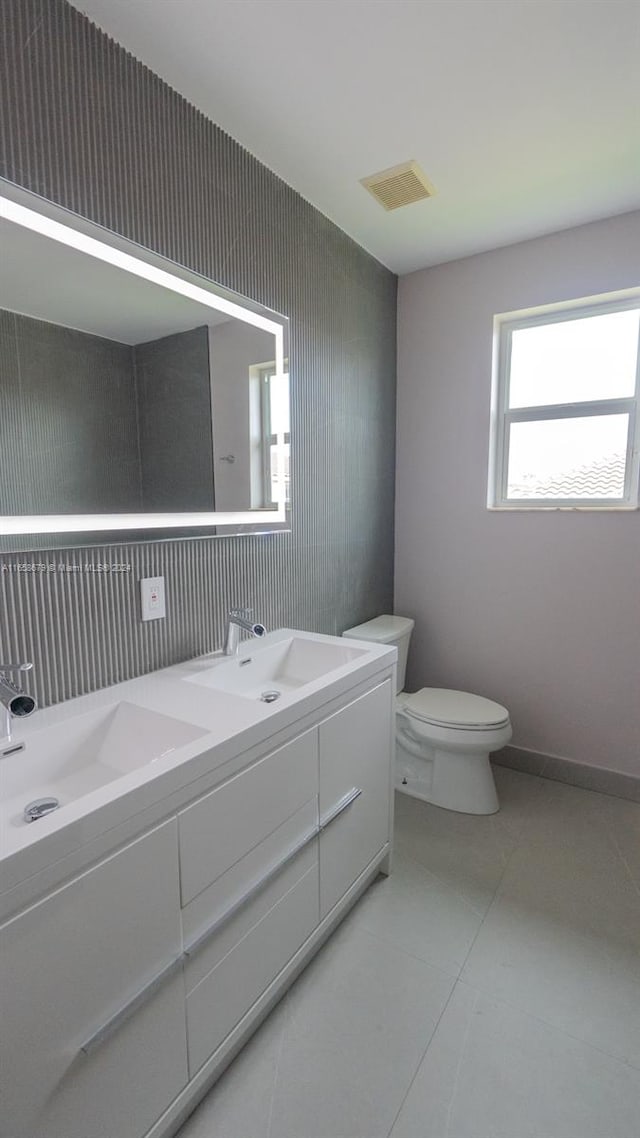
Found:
<box><xmin>0</xmin><ymin>662</ymin><xmax>37</xmax><ymax>745</ymax></box>
<box><xmin>223</xmin><ymin>608</ymin><xmax>267</xmax><ymax>656</ymax></box>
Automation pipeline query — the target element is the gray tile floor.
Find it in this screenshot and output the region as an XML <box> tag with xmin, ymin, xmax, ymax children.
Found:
<box><xmin>178</xmin><ymin>767</ymin><xmax>640</xmax><ymax>1138</ymax></box>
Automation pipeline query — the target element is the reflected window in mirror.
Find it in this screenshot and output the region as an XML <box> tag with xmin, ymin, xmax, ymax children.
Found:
<box><xmin>256</xmin><ymin>364</ymin><xmax>290</xmax><ymax>509</ymax></box>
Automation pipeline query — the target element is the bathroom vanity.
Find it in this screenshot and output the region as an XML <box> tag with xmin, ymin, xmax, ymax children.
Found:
<box><xmin>0</xmin><ymin>630</ymin><xmax>396</xmax><ymax>1138</ymax></box>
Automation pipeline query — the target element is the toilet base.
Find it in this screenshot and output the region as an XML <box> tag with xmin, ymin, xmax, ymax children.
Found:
<box><xmin>395</xmin><ymin>737</ymin><xmax>500</xmax><ymax>815</ymax></box>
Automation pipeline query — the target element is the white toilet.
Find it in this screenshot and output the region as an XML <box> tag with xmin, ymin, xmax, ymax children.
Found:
<box><xmin>342</xmin><ymin>615</ymin><xmax>511</xmax><ymax>815</ymax></box>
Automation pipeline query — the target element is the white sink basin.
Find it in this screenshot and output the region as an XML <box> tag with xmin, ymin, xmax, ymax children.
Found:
<box><xmin>0</xmin><ymin>701</ymin><xmax>207</xmax><ymax>829</ymax></box>
<box><xmin>185</xmin><ymin>635</ymin><xmax>368</xmax><ymax>701</ymax></box>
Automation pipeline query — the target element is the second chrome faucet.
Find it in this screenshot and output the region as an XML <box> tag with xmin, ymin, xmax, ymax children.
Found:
<box><xmin>223</xmin><ymin>608</ymin><xmax>267</xmax><ymax>656</ymax></box>
<box><xmin>0</xmin><ymin>661</ymin><xmax>37</xmax><ymax>745</ymax></box>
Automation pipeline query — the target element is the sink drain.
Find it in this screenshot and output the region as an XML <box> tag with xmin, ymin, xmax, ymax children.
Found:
<box><xmin>260</xmin><ymin>690</ymin><xmax>281</xmax><ymax>704</ymax></box>
<box><xmin>24</xmin><ymin>797</ymin><xmax>60</xmax><ymax>823</ymax></box>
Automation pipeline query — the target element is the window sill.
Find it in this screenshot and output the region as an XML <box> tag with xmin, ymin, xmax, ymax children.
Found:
<box><xmin>487</xmin><ymin>503</ymin><xmax>639</xmax><ymax>512</ymax></box>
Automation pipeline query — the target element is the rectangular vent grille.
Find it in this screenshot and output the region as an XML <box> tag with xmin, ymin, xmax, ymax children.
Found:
<box><xmin>360</xmin><ymin>161</ymin><xmax>436</xmax><ymax>211</ymax></box>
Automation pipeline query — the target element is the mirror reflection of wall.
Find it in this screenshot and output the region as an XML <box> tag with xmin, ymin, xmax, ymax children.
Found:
<box><xmin>135</xmin><ymin>325</ymin><xmax>214</xmax><ymax>512</ymax></box>
<box><xmin>0</xmin><ymin>309</ymin><xmax>289</xmax><ymax>518</ymax></box>
<box><xmin>0</xmin><ymin>312</ymin><xmax>215</xmax><ymax>515</ymax></box>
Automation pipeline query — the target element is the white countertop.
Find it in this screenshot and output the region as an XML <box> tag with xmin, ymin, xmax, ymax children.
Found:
<box><xmin>0</xmin><ymin>628</ymin><xmax>396</xmax><ymax>911</ymax></box>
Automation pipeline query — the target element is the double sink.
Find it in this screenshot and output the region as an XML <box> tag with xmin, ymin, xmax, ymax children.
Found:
<box><xmin>0</xmin><ymin>632</ymin><xmax>369</xmax><ymax>847</ymax></box>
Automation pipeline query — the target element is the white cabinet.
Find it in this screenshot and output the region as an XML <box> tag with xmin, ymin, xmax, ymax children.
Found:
<box><xmin>177</xmin><ymin>680</ymin><xmax>393</xmax><ymax>1086</ymax></box>
<box><xmin>0</xmin><ymin>820</ymin><xmax>187</xmax><ymax>1138</ymax></box>
<box><xmin>1</xmin><ymin>667</ymin><xmax>394</xmax><ymax>1138</ymax></box>
<box><xmin>319</xmin><ymin>680</ymin><xmax>393</xmax><ymax>918</ymax></box>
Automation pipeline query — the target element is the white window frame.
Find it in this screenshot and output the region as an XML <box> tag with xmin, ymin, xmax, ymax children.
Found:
<box><xmin>488</xmin><ymin>289</ymin><xmax>640</xmax><ymax>510</ymax></box>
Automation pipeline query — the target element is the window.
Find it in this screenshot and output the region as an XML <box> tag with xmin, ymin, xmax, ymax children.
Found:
<box><xmin>488</xmin><ymin>292</ymin><xmax>640</xmax><ymax>509</ymax></box>
<box><xmin>256</xmin><ymin>364</ymin><xmax>290</xmax><ymax>507</ymax></box>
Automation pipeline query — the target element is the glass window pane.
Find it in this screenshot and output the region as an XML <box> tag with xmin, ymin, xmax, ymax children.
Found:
<box><xmin>509</xmin><ymin>309</ymin><xmax>639</xmax><ymax>409</ymax></box>
<box><xmin>269</xmin><ymin>373</ymin><xmax>290</xmax><ymax>435</ymax></box>
<box><xmin>506</xmin><ymin>414</ymin><xmax>629</xmax><ymax>499</ymax></box>
<box><xmin>269</xmin><ymin>441</ymin><xmax>290</xmax><ymax>503</ymax></box>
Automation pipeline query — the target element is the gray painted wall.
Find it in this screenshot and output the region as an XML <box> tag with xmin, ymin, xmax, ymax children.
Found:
<box><xmin>396</xmin><ymin>211</ymin><xmax>640</xmax><ymax>777</ymax></box>
<box><xmin>0</xmin><ymin>309</ymin><xmax>141</xmax><ymax>515</ymax></box>
<box><xmin>0</xmin><ymin>0</ymin><xmax>397</xmax><ymax>709</ymax></box>
<box><xmin>208</xmin><ymin>322</ymin><xmax>276</xmax><ymax>510</ymax></box>
<box><xmin>0</xmin><ymin>312</ymin><xmax>216</xmax><ymax>517</ymax></box>
<box><xmin>135</xmin><ymin>325</ymin><xmax>215</xmax><ymax>512</ymax></box>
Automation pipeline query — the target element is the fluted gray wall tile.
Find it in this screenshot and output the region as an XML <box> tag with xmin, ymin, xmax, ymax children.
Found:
<box><xmin>0</xmin><ymin>0</ymin><xmax>397</xmax><ymax>709</ymax></box>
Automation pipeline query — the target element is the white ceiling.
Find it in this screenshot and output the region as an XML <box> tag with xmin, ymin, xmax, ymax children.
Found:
<box><xmin>71</xmin><ymin>0</ymin><xmax>640</xmax><ymax>274</ymax></box>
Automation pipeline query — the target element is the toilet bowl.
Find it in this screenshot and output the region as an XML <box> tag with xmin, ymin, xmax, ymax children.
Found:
<box><xmin>395</xmin><ymin>688</ymin><xmax>511</xmax><ymax>814</ymax></box>
<box><xmin>342</xmin><ymin>615</ymin><xmax>511</xmax><ymax>815</ymax></box>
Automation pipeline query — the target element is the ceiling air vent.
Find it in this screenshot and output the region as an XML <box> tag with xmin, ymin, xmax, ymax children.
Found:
<box><xmin>360</xmin><ymin>160</ymin><xmax>436</xmax><ymax>211</ymax></box>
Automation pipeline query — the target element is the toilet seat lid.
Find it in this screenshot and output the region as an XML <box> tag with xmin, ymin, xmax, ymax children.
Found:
<box><xmin>403</xmin><ymin>688</ymin><xmax>510</xmax><ymax>729</ymax></box>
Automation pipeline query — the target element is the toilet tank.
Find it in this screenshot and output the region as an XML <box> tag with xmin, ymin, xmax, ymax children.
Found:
<box><xmin>342</xmin><ymin>615</ymin><xmax>414</xmax><ymax>694</ymax></box>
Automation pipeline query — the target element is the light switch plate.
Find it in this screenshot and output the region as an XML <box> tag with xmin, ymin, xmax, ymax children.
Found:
<box><xmin>140</xmin><ymin>576</ymin><xmax>166</xmax><ymax>621</ymax></box>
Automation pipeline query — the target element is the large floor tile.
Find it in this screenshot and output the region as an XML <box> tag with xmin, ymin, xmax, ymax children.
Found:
<box><xmin>393</xmin><ymin>791</ymin><xmax>516</xmax><ymax>915</ymax></box>
<box><xmin>266</xmin><ymin>921</ymin><xmax>455</xmax><ymax>1138</ymax></box>
<box><xmin>491</xmin><ymin>764</ymin><xmax>548</xmax><ymax>839</ymax></box>
<box><xmin>494</xmin><ymin>809</ymin><xmax>640</xmax><ymax>938</ymax></box>
<box><xmin>502</xmin><ymin>774</ymin><xmax>619</xmax><ymax>850</ymax></box>
<box><xmin>599</xmin><ymin>793</ymin><xmax>640</xmax><ymax>892</ymax></box>
<box><xmin>461</xmin><ymin>836</ymin><xmax>640</xmax><ymax>1066</ymax></box>
<box><xmin>345</xmin><ymin>852</ymin><xmax>483</xmax><ymax>975</ymax></box>
<box><xmin>390</xmin><ymin>981</ymin><xmax>640</xmax><ymax>1138</ymax></box>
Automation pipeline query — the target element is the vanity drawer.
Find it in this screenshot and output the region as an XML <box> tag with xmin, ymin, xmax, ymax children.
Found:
<box><xmin>185</xmin><ymin>857</ymin><xmax>318</xmax><ymax>1076</ymax></box>
<box><xmin>178</xmin><ymin>728</ymin><xmax>318</xmax><ymax>906</ymax></box>
<box><xmin>182</xmin><ymin>796</ymin><xmax>318</xmax><ymax>988</ymax></box>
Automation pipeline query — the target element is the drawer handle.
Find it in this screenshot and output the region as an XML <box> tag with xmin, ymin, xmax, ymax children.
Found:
<box><xmin>184</xmin><ymin>823</ymin><xmax>319</xmax><ymax>959</ymax></box>
<box><xmin>319</xmin><ymin>787</ymin><xmax>362</xmax><ymax>831</ymax></box>
<box><xmin>79</xmin><ymin>953</ymin><xmax>184</xmax><ymax>1057</ymax></box>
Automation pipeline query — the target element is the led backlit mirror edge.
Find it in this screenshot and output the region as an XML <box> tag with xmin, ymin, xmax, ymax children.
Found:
<box><xmin>0</xmin><ymin>182</ymin><xmax>289</xmax><ymax>541</ymax></box>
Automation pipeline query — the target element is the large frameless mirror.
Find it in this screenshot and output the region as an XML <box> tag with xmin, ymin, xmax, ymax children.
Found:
<box><xmin>0</xmin><ymin>180</ymin><xmax>291</xmax><ymax>552</ymax></box>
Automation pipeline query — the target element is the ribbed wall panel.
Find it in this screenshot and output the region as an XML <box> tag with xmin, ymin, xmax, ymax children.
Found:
<box><xmin>0</xmin><ymin>0</ymin><xmax>397</xmax><ymax>709</ymax></box>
